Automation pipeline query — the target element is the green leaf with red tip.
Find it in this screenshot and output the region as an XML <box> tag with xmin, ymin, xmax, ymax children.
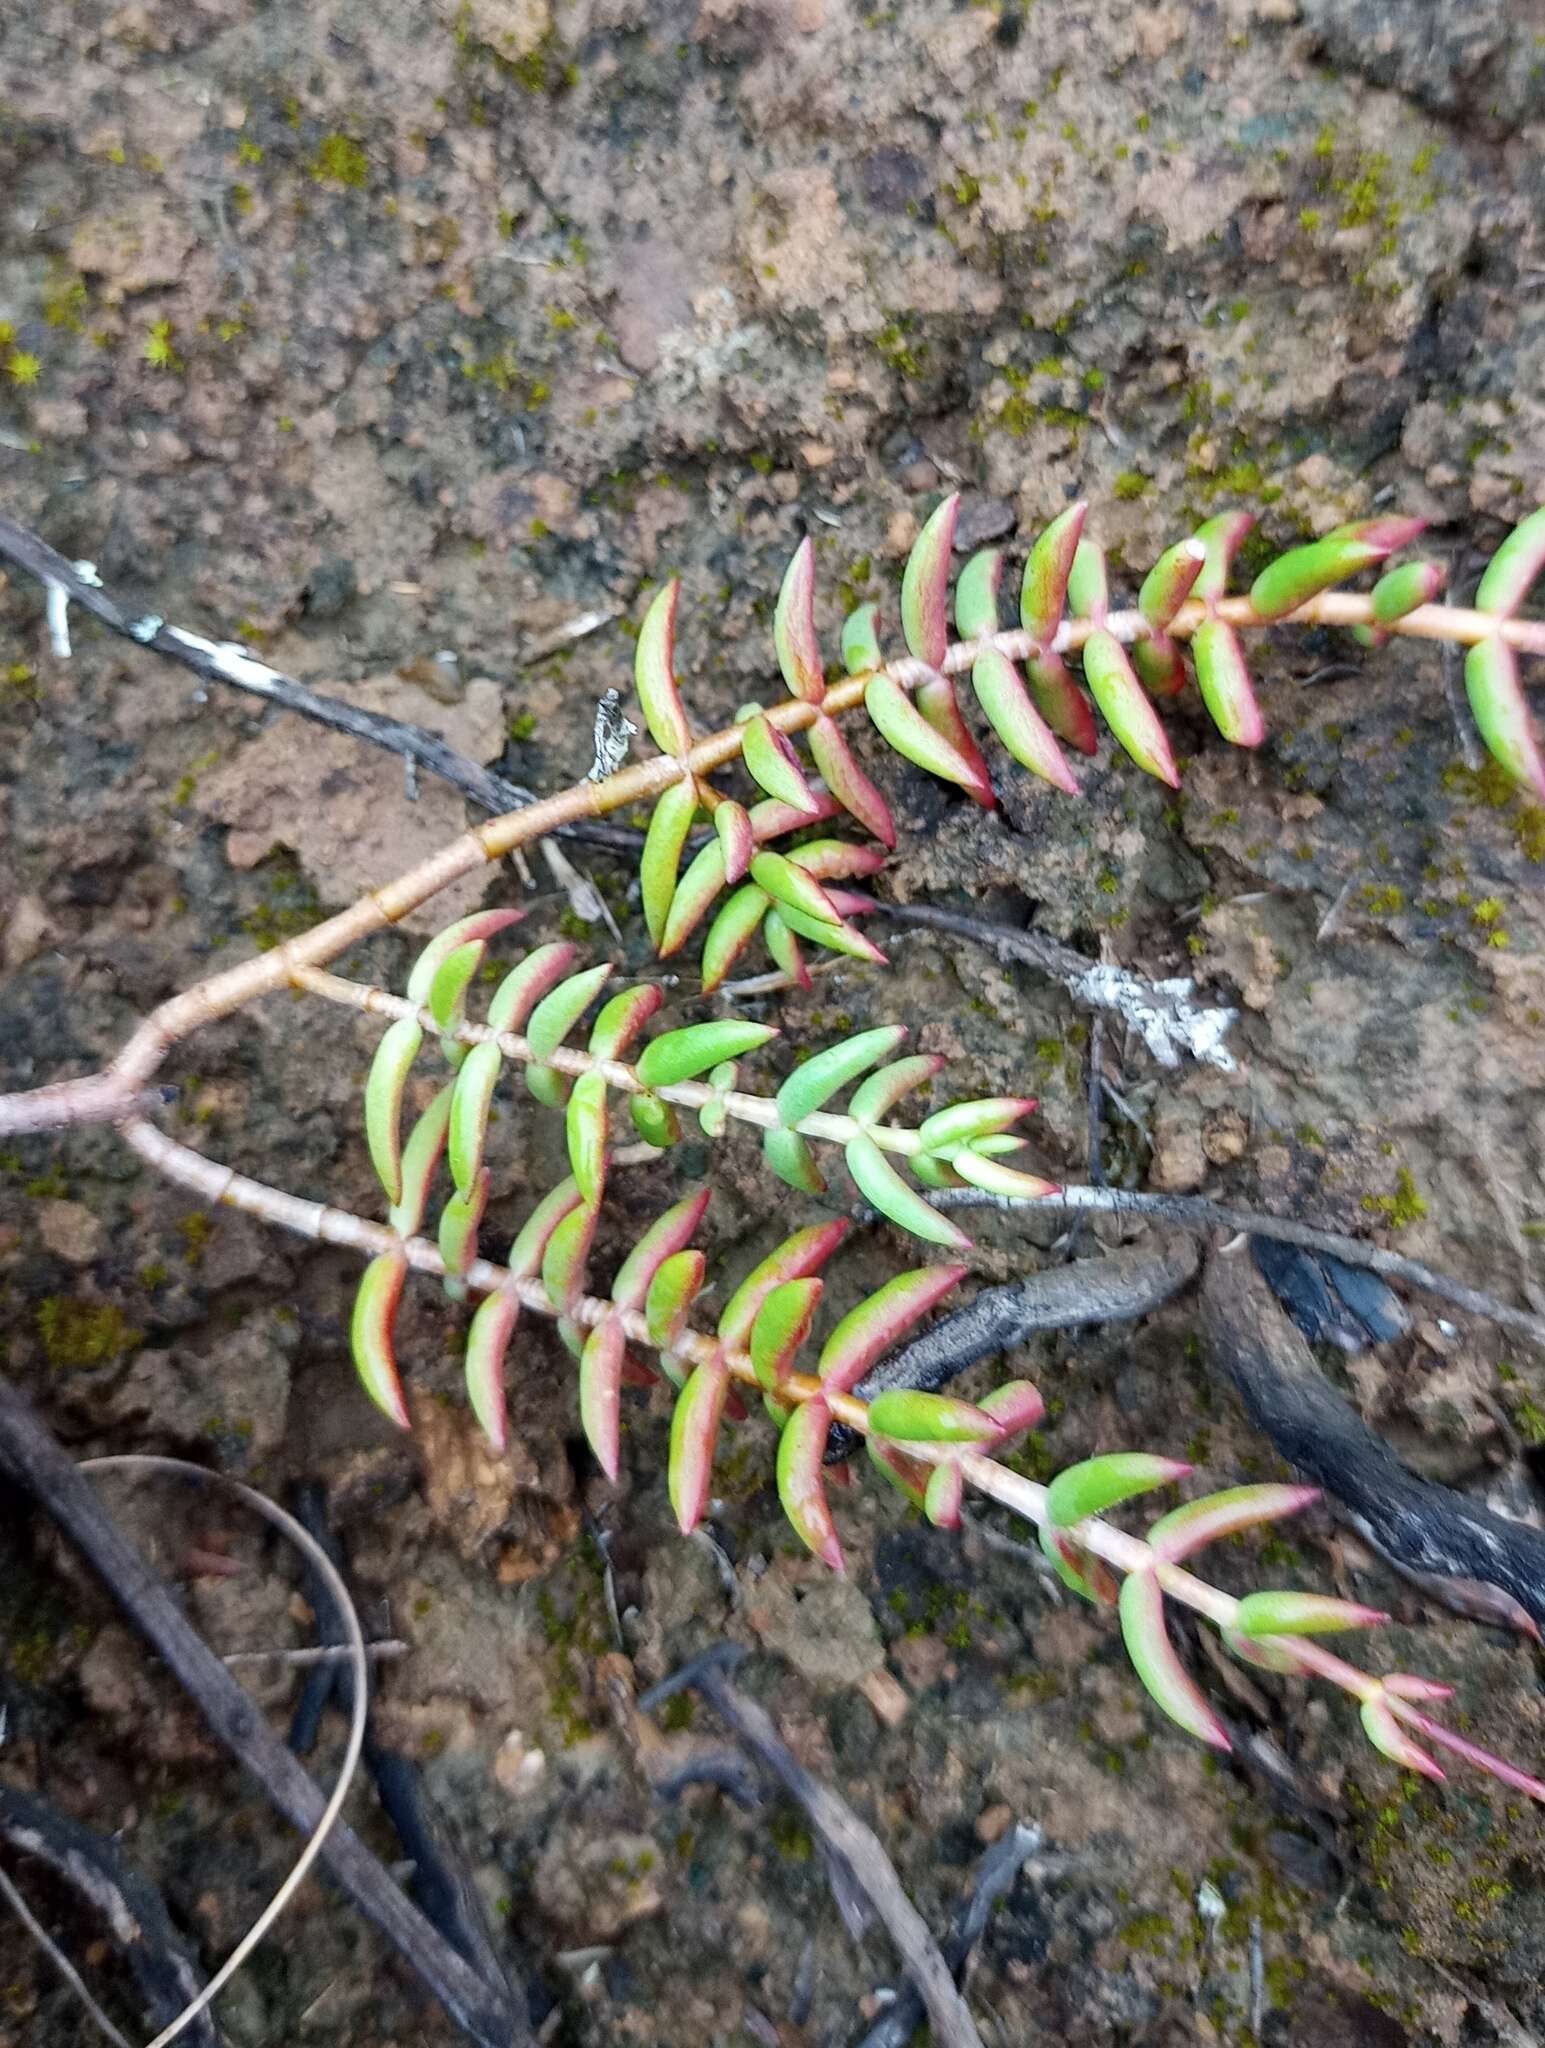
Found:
<box><xmin>1466</xmin><ymin>636</ymin><xmax>1545</xmax><ymax>799</ymax></box>
<box><xmin>867</xmin><ymin>1388</ymin><xmax>997</xmax><ymax>1442</ymax></box>
<box><xmin>788</xmin><ymin>839</ymin><xmax>890</xmax><ymax>882</ymax></box>
<box><xmin>1370</xmin><ymin>558</ymin><xmax>1446</xmax><ymax>624</ymax></box>
<box><xmin>1038</xmin><ymin>1525</ymin><xmax>1120</xmax><ymax>1605</ymax></box>
<box><xmin>749</xmin><ymin>849</ymin><xmax>844</xmax><ymax>926</ymax></box>
<box><xmin>867</xmin><ymin>1437</ymin><xmax>931</xmax><ymax>1511</ymax></box>
<box><xmin>817</xmin><ymin>1264</ymin><xmax>965</xmax><ymax>1395</ymax></box>
<box><xmin>954</xmin><ymin>546</ymin><xmax>1001</xmax><ymax>641</ymax></box>
<box><xmin>701</xmin><ymin>886</ymin><xmax>771</xmax><ymax>993</ymax></box>
<box><xmin>351</xmin><ymin>1251</ymin><xmax>411</xmax><ymax>1428</ymax></box>
<box><xmin>1027</xmin><ymin>652</ymin><xmax>1099</xmax><ymax>753</ymax></box>
<box><xmin>1359</xmin><ymin>1695</ymin><xmax>1444</xmax><ymax>1781</ymax></box>
<box><xmin>1191</xmin><ymin>510</ymin><xmax>1254</xmax><ymax>602</ymax></box>
<box><xmin>901</xmin><ymin>493</ymin><xmax>959</xmax><ymax>667</ymax></box>
<box><xmin>1045</xmin><ymin>1452</ymin><xmax>1190</xmax><ymax>1529</ymax></box>
<box><xmin>448</xmin><ymin>1038</ymin><xmax>502</xmax><ymax>1195</ymax></box>
<box><xmin>1138</xmin><ymin>538</ymin><xmax>1206</xmax><ymax>629</ymax></box>
<box><xmin>1222</xmin><ymin>1627</ymin><xmax>1311</xmax><ymax>1676</ymax></box>
<box><xmin>506</xmin><ymin>1177</ymin><xmax>583</xmax><ymax>1279</ymax></box>
<box><xmin>589</xmin><ymin>984</ymin><xmax>663</xmax><ymax>1061</ymax></box>
<box><xmin>841</xmin><ymin>602</ymin><xmax>884</xmax><ymax>675</ymax></box>
<box><xmin>641</xmin><ymin>779</ymin><xmax>700</xmax><ymax>949</ymax></box>
<box><xmin>1132</xmin><ymin>632</ymin><xmax>1188</xmax><ymax>699</ymax></box>
<box><xmin>776</xmin><ymin>1396</ymin><xmax>842</xmax><ymax>1568</ymax></box>
<box><xmin>1020</xmin><ymin>503</ymin><xmax>1086</xmax><ymax>643</ymax></box>
<box><xmin>849</xmin><ymin>1054</ymin><xmax>944</xmax><ymax>1125</ymax></box>
<box><xmin>635</xmin><ymin>581</ymin><xmax>691</xmax><ymax>757</ymax></box>
<box><xmin>774</xmin><ymin>537</ymin><xmax>826</xmax><ymax>703</ymax></box>
<box><xmin>579</xmin><ymin>1316</ymin><xmax>625</xmax><ymax>1479</ymax></box>
<box><xmin>1476</xmin><ymin>506</ymin><xmax>1545</xmax><ymax>618</ymax></box>
<box><xmin>388</xmin><ymin>1085</ymin><xmax>454</xmax><ymax>1238</ymax></box>
<box><xmin>1191</xmin><ymin>617</ymin><xmax>1265</xmax><ymax>748</ymax></box>
<box><xmin>669</xmin><ymin>1359</ymin><xmax>729</xmax><ymax>1532</ymax></box>
<box><xmin>659</xmin><ymin>838</ymin><xmax>727</xmax><ymax>957</ymax></box>
<box><xmin>438</xmin><ymin>1166</ymin><xmax>488</xmax><ymax>1283</ymax></box>
<box><xmin>763</xmin><ymin>1126</ymin><xmax>825</xmax><ymax>1195</ymax></box>
<box><xmin>542</xmin><ymin>1198</ymin><xmax>596</xmax><ymax>1314</ymax></box>
<box><xmin>866</xmin><ymin>671</ymin><xmax>995</xmax><ymax>802</ymax></box>
<box><xmin>465</xmin><ymin>1286</ymin><xmax>519</xmax><ymax>1448</ymax></box>
<box><xmin>1146</xmin><ymin>1484</ymin><xmax>1318</xmax><ymax>1564</ymax></box>
<box><xmin>487</xmin><ymin>941</ymin><xmax>581</xmax><ymax>1034</ymax></box>
<box><xmin>1066</xmin><ymin>537</ymin><xmax>1108</xmax><ymax>621</ymax></box>
<box><xmin>971</xmin><ymin>648</ymin><xmax>1081</xmax><ymax>793</ymax></box>
<box><xmin>775</xmin><ymin>1024</ymin><xmax>907</xmax><ymax>1127</ymax></box>
<box><xmin>406</xmin><ymin>909</ymin><xmax>524</xmax><ymax>1007</ymax></box>
<box><xmin>527</xmin><ymin>962</ymin><xmax>611</xmax><ymax>1061</ymax></box>
<box><xmin>915</xmin><ymin>672</ymin><xmax>995</xmax><ymax>805</ymax></box>
<box><xmin>526</xmin><ymin>1066</ymin><xmax>570</xmax><ymax>1110</ymax></box>
<box><xmin>636</xmin><ymin>1018</ymin><xmax>778</xmax><ymax>1089</ymax></box>
<box><xmin>763</xmin><ymin>909</ymin><xmax>808</xmax><ymax>988</ymax></box>
<box><xmin>1233</xmin><ymin>1590</ymin><xmax>1388</xmax><ymax>1638</ymax></box>
<box><xmin>714</xmin><ymin>799</ymin><xmax>755</xmax><ymax>884</ymax></box>
<box><xmin>948</xmin><ymin>1149</ymin><xmax>1059</xmax><ymax>1200</ymax></box>
<box><xmin>631</xmin><ymin>1091</ymin><xmax>681</xmax><ymax>1148</ymax></box>
<box><xmin>767</xmin><ymin>902</ymin><xmax>888</xmax><ymax>966</ymax></box>
<box><xmin>743</xmin><ymin>713</ymin><xmax>820</xmax><ymax>813</ymax></box>
<box><xmin>1249</xmin><ymin>518</ymin><xmax>1425</xmax><ymax>621</ymax></box>
<box><xmin>924</xmin><ymin>1461</ymin><xmax>964</xmax><ymax>1529</ymax></box>
<box><xmin>917</xmin><ymin>1096</ymin><xmax>1036</xmax><ymax>1153</ymax></box>
<box><xmin>977</xmin><ymin>1379</ymin><xmax>1045</xmax><ymax>1439</ymax></box>
<box><xmin>646</xmin><ymin>1247</ymin><xmax>706</xmax><ymax>1350</ymax></box>
<box><xmin>844</xmin><ymin>1132</ymin><xmax>970</xmax><ymax>1249</ymax></box>
<box><xmin>1383</xmin><ymin>1673</ymin><xmax>1454</xmax><ymax>1703</ymax></box>
<box><xmin>428</xmin><ymin>941</ymin><xmax>485</xmax><ymax>1036</ymax></box>
<box><xmin>749</xmin><ymin>1276</ymin><xmax>823</xmax><ymax>1390</ymax></box>
<box><xmin>807</xmin><ymin>714</ymin><xmax>898</xmax><ymax>848</ymax></box>
<box><xmin>611</xmin><ymin>1187</ymin><xmax>712</xmax><ymax>1311</ymax></box>
<box><xmin>1119</xmin><ymin>1571</ymin><xmax>1231</xmax><ymax>1750</ymax></box>
<box><xmin>365</xmin><ymin>1016</ymin><xmax>423</xmax><ymax>1205</ymax></box>
<box><xmin>717</xmin><ymin>1218</ymin><xmax>850</xmax><ymax>1347</ymax></box>
<box><xmin>1082</xmin><ymin>627</ymin><xmax>1179</xmax><ymax>784</ymax></box>
<box><xmin>565</xmin><ymin>1070</ymin><xmax>609</xmax><ymax>1208</ymax></box>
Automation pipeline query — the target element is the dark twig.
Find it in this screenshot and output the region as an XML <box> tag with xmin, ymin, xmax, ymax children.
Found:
<box><xmin>0</xmin><ymin>509</ymin><xmax>640</xmax><ymax>858</ymax></box>
<box><xmin>0</xmin><ymin>1783</ymin><xmax>217</xmax><ymax>2048</ymax></box>
<box><xmin>0</xmin><ymin>1373</ymin><xmax>531</xmax><ymax>2048</ymax></box>
<box><xmin>1202</xmin><ymin>1244</ymin><xmax>1545</xmax><ymax>1633</ymax></box>
<box><xmin>641</xmin><ymin>1648</ymin><xmax>984</xmax><ymax>2048</ymax></box>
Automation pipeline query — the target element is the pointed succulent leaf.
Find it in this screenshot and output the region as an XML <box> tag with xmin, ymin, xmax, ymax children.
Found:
<box><xmin>867</xmin><ymin>1436</ymin><xmax>932</xmax><ymax>1511</ymax></box>
<box><xmin>1359</xmin><ymin>1695</ymin><xmax>1444</xmax><ymax>1781</ymax></box>
<box><xmin>1146</xmin><ymin>1484</ymin><xmax>1318</xmax><ymax>1564</ymax></box>
<box><xmin>713</xmin><ymin>799</ymin><xmax>755</xmax><ymax>884</ymax></box>
<box><xmin>1020</xmin><ymin>503</ymin><xmax>1086</xmax><ymax>643</ymax></box>
<box><xmin>487</xmin><ymin>941</ymin><xmax>581</xmax><ymax>1034</ymax></box>
<box><xmin>641</xmin><ymin>778</ymin><xmax>701</xmax><ymax>950</ymax></box>
<box><xmin>769</xmin><ymin>901</ymin><xmax>888</xmax><ymax>965</ymax></box>
<box><xmin>427</xmin><ymin>941</ymin><xmax>485</xmax><ymax>1036</ymax></box>
<box><xmin>701</xmin><ymin>885</ymin><xmax>771</xmax><ymax>994</ymax></box>
<box><xmin>542</xmin><ymin>1198</ymin><xmax>596</xmax><ymax>1314</ymax></box>
<box><xmin>1475</xmin><ymin>505</ymin><xmax>1545</xmax><ymax>618</ymax></box>
<box><xmin>1249</xmin><ymin>518</ymin><xmax>1425</xmax><ymax>621</ymax></box>
<box><xmin>1066</xmin><ymin>537</ymin><xmax>1108</xmax><ymax>621</ymax></box>
<box><xmin>867</xmin><ymin>1388</ymin><xmax>998</xmax><ymax>1442</ymax></box>
<box><xmin>659</xmin><ymin>837</ymin><xmax>727</xmax><ymax>957</ymax></box>
<box><xmin>817</xmin><ymin>1264</ymin><xmax>966</xmax><ymax>1395</ymax></box>
<box><xmin>762</xmin><ymin>909</ymin><xmax>808</xmax><ymax>988</ymax></box>
<box><xmin>365</xmin><ymin>1016</ymin><xmax>424</xmax><ymax>1205</ymax></box>
<box><xmin>901</xmin><ymin>492</ymin><xmax>959</xmax><ymax>667</ymax></box>
<box><xmin>776</xmin><ymin>1396</ymin><xmax>842</xmax><ymax>1569</ymax></box>
<box><xmin>1191</xmin><ymin>617</ymin><xmax>1266</xmax><ymax>748</ymax></box>
<box><xmin>845</xmin><ymin>1131</ymin><xmax>970</xmax><ymax>1248</ymax></box>
<box><xmin>743</xmin><ymin>713</ymin><xmax>820</xmax><ymax>813</ymax></box>
<box><xmin>1370</xmin><ymin>558</ymin><xmax>1446</xmax><ymax>625</ymax></box>
<box><xmin>406</xmin><ymin>909</ymin><xmax>523</xmax><ymax>1007</ymax></box>
<box><xmin>948</xmin><ymin>1149</ymin><xmax>1059</xmax><ymax>1200</ymax></box>
<box><xmin>924</xmin><ymin>1461</ymin><xmax>965</xmax><ymax>1529</ymax></box>
<box><xmin>1119</xmin><ymin>1571</ymin><xmax>1231</xmax><ymax>1749</ymax></box>
<box><xmin>1465</xmin><ymin>636</ymin><xmax>1545</xmax><ymax>799</ymax></box>
<box><xmin>972</xmin><ymin>648</ymin><xmax>1080</xmax><ymax>793</ymax></box>
<box><xmin>749</xmin><ymin>849</ymin><xmax>845</xmax><ymax>926</ymax></box>
<box><xmin>611</xmin><ymin>1187</ymin><xmax>713</xmax><ymax>1310</ymax></box>
<box><xmin>635</xmin><ymin>581</ymin><xmax>691</xmax><ymax>757</ymax></box>
<box><xmin>646</xmin><ymin>1248</ymin><xmax>706</xmax><ymax>1350</ymax></box>
<box><xmin>977</xmin><ymin>1379</ymin><xmax>1046</xmax><ymax>1439</ymax></box>
<box><xmin>849</xmin><ymin>1054</ymin><xmax>945</xmax><ymax>1125</ymax></box>
<box><xmin>1233</xmin><ymin>1590</ymin><xmax>1388</xmax><ymax>1638</ymax></box>
<box><xmin>917</xmin><ymin>1096</ymin><xmax>1036</xmax><ymax>1153</ymax></box>
<box><xmin>1138</xmin><ymin>537</ymin><xmax>1206</xmax><ymax>629</ymax></box>
<box><xmin>915</xmin><ymin>672</ymin><xmax>994</xmax><ymax>798</ymax></box>
<box><xmin>954</xmin><ymin>546</ymin><xmax>1001</xmax><ymax>640</ymax></box>
<box><xmin>788</xmin><ymin>839</ymin><xmax>890</xmax><ymax>882</ymax></box>
<box><xmin>589</xmin><ymin>983</ymin><xmax>663</xmax><ymax>1060</ymax></box>
<box><xmin>776</xmin><ymin>1024</ymin><xmax>907</xmax><ymax>1127</ymax></box>
<box><xmin>1027</xmin><ymin>652</ymin><xmax>1099</xmax><ymax>754</ymax></box>
<box><xmin>1191</xmin><ymin>510</ymin><xmax>1254</xmax><ymax>602</ymax></box>
<box><xmin>1382</xmin><ymin>1707</ymin><xmax>1545</xmax><ymax>1799</ymax></box>
<box><xmin>389</xmin><ymin>1084</ymin><xmax>454</xmax><ymax>1238</ymax></box>
<box><xmin>636</xmin><ymin>1018</ymin><xmax>778</xmax><ymax>1089</ymax></box>
<box><xmin>438</xmin><ymin>1166</ymin><xmax>488</xmax><ymax>1283</ymax></box>
<box><xmin>1131</xmin><ymin>632</ymin><xmax>1188</xmax><ymax>700</ymax></box>
<box><xmin>526</xmin><ymin>962</ymin><xmax>611</xmax><ymax>1061</ymax></box>
<box><xmin>763</xmin><ymin>1125</ymin><xmax>826</xmax><ymax>1195</ymax></box>
<box><xmin>507</xmin><ymin>1177</ymin><xmax>583</xmax><ymax>1279</ymax></box>
<box><xmin>579</xmin><ymin>1316</ymin><xmax>626</xmax><ymax>1479</ymax></box>
<box><xmin>749</xmin><ymin>1276</ymin><xmax>823</xmax><ymax>1390</ymax></box>
<box><xmin>774</xmin><ymin>537</ymin><xmax>826</xmax><ymax>702</ymax></box>
<box><xmin>1383</xmin><ymin>1673</ymin><xmax>1454</xmax><ymax>1703</ymax></box>
<box><xmin>866</xmin><ymin>671</ymin><xmax>996</xmax><ymax>805</ymax></box>
<box><xmin>1082</xmin><ymin>628</ymin><xmax>1180</xmax><ymax>784</ymax></box>
<box><xmin>669</xmin><ymin>1360</ymin><xmax>729</xmax><ymax>1532</ymax></box>
<box><xmin>1223</xmin><ymin>1626</ymin><xmax>1312</xmax><ymax>1676</ymax></box>
<box><xmin>717</xmin><ymin>1218</ymin><xmax>850</xmax><ymax>1346</ymax></box>
<box><xmin>565</xmin><ymin>1070</ymin><xmax>609</xmax><ymax>1208</ymax></box>
<box><xmin>909</xmin><ymin>1152</ymin><xmax>961</xmax><ymax>1191</ymax></box>
<box><xmin>1046</xmin><ymin>1452</ymin><xmax>1190</xmax><ymax>1530</ymax></box>
<box><xmin>525</xmin><ymin>1066</ymin><xmax>570</xmax><ymax>1109</ymax></box>
<box><xmin>1038</xmin><ymin>1525</ymin><xmax>1120</xmax><ymax>1605</ymax></box>
<box><xmin>841</xmin><ymin>601</ymin><xmax>884</xmax><ymax>675</ymax></box>
<box><xmin>448</xmin><ymin>1038</ymin><xmax>502</xmax><ymax>1195</ymax></box>
<box><xmin>351</xmin><ymin>1252</ymin><xmax>411</xmax><ymax>1428</ymax></box>
<box><xmin>807</xmin><ymin>713</ymin><xmax>898</xmax><ymax>848</ymax></box>
<box><xmin>465</xmin><ymin>1286</ymin><xmax>519</xmax><ymax>1449</ymax></box>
